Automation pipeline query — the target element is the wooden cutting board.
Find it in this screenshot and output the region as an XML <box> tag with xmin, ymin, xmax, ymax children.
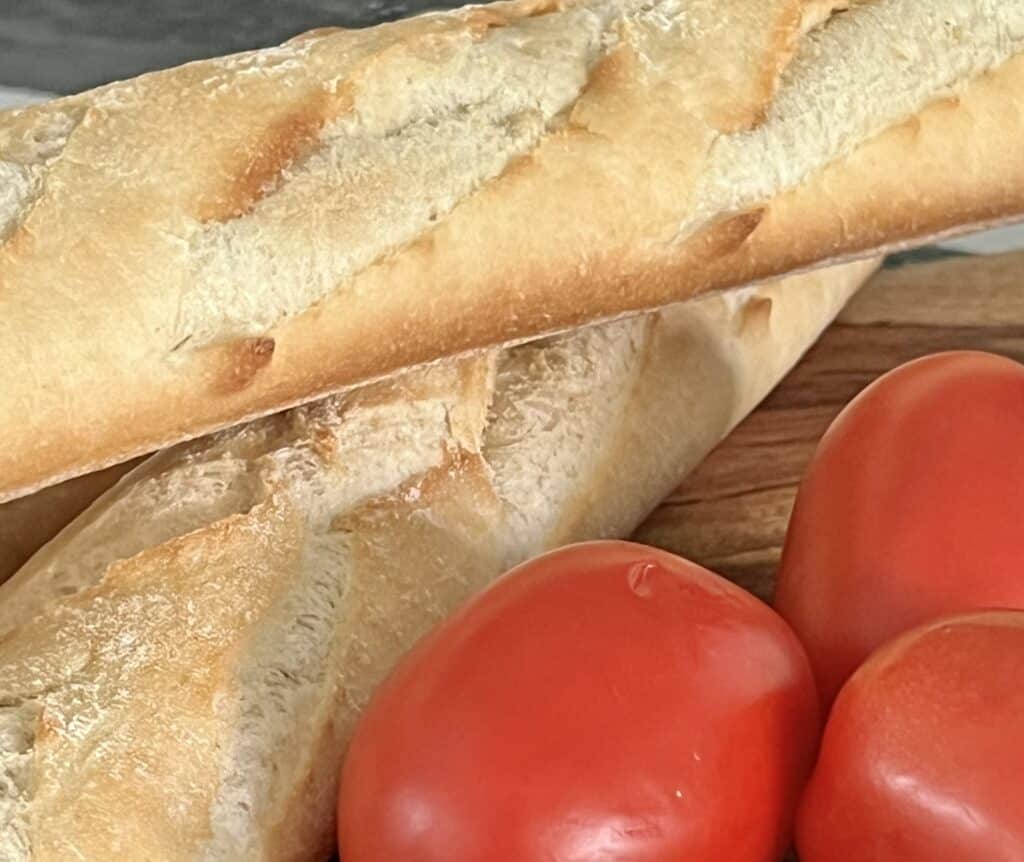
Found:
<box><xmin>633</xmin><ymin>249</ymin><xmax>1024</xmax><ymax>602</ymax></box>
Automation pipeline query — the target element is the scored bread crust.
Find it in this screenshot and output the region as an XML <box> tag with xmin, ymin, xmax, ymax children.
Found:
<box><xmin>0</xmin><ymin>258</ymin><xmax>876</xmax><ymax>861</ymax></box>
<box><xmin>0</xmin><ymin>0</ymin><xmax>1020</xmax><ymax>502</ymax></box>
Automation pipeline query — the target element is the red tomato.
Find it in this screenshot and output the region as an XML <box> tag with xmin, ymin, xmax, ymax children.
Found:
<box><xmin>775</xmin><ymin>351</ymin><xmax>1024</xmax><ymax>708</ymax></box>
<box><xmin>797</xmin><ymin>611</ymin><xmax>1024</xmax><ymax>861</ymax></box>
<box><xmin>338</xmin><ymin>541</ymin><xmax>819</xmax><ymax>862</ymax></box>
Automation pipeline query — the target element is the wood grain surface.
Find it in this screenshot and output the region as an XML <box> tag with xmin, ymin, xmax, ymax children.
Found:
<box><xmin>633</xmin><ymin>250</ymin><xmax>1024</xmax><ymax>602</ymax></box>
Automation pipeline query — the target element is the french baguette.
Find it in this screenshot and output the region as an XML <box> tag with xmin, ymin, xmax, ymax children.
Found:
<box><xmin>0</xmin><ymin>258</ymin><xmax>876</xmax><ymax>861</ymax></box>
<box><xmin>1</xmin><ymin>0</ymin><xmax>1020</xmax><ymax>501</ymax></box>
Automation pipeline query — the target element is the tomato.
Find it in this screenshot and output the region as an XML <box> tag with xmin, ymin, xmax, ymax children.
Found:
<box><xmin>338</xmin><ymin>541</ymin><xmax>819</xmax><ymax>862</ymax></box>
<box><xmin>774</xmin><ymin>351</ymin><xmax>1024</xmax><ymax>708</ymax></box>
<box><xmin>797</xmin><ymin>611</ymin><xmax>1024</xmax><ymax>861</ymax></box>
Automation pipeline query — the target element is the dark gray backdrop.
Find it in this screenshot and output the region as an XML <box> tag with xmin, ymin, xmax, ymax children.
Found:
<box><xmin>1</xmin><ymin>0</ymin><xmax>464</xmax><ymax>93</ymax></box>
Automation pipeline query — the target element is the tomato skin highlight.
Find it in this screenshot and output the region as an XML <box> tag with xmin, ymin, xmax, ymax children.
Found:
<box><xmin>774</xmin><ymin>351</ymin><xmax>1024</xmax><ymax>708</ymax></box>
<box><xmin>797</xmin><ymin>611</ymin><xmax>1024</xmax><ymax>862</ymax></box>
<box><xmin>338</xmin><ymin>541</ymin><xmax>819</xmax><ymax>862</ymax></box>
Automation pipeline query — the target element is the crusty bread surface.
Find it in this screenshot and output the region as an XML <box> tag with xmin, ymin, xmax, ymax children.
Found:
<box><xmin>0</xmin><ymin>0</ymin><xmax>1020</xmax><ymax>501</ymax></box>
<box><xmin>0</xmin><ymin>259</ymin><xmax>876</xmax><ymax>861</ymax></box>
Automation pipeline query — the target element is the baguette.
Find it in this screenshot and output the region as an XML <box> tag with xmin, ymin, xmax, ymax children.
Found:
<box><xmin>0</xmin><ymin>258</ymin><xmax>876</xmax><ymax>861</ymax></box>
<box><xmin>1</xmin><ymin>0</ymin><xmax>1021</xmax><ymax>502</ymax></box>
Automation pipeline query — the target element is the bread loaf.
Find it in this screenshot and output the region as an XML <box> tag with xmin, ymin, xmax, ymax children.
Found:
<box><xmin>1</xmin><ymin>0</ymin><xmax>1020</xmax><ymax>501</ymax></box>
<box><xmin>0</xmin><ymin>258</ymin><xmax>876</xmax><ymax>861</ymax></box>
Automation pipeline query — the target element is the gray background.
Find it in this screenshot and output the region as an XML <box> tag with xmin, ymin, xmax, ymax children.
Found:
<box><xmin>0</xmin><ymin>0</ymin><xmax>461</xmax><ymax>93</ymax></box>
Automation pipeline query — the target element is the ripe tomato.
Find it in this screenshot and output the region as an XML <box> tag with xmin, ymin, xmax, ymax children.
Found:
<box><xmin>774</xmin><ymin>351</ymin><xmax>1024</xmax><ymax>707</ymax></box>
<box><xmin>797</xmin><ymin>611</ymin><xmax>1024</xmax><ymax>861</ymax></box>
<box><xmin>338</xmin><ymin>541</ymin><xmax>819</xmax><ymax>862</ymax></box>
